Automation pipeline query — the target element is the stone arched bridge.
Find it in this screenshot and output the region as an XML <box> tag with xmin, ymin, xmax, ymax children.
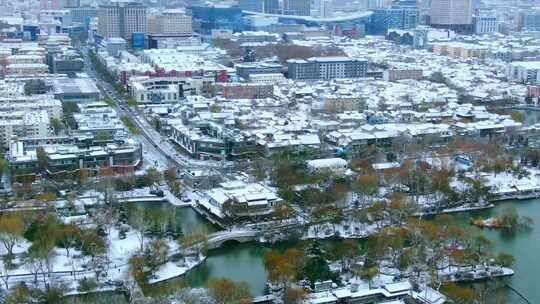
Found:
<box><xmin>205</xmin><ymin>230</ymin><xmax>260</xmax><ymax>250</ymax></box>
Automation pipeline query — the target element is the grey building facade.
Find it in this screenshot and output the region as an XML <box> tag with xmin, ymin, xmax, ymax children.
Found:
<box><xmin>98</xmin><ymin>2</ymin><xmax>147</xmax><ymax>41</ymax></box>
<box><xmin>236</xmin><ymin>62</ymin><xmax>283</xmax><ymax>79</ymax></box>
<box><xmin>287</xmin><ymin>57</ymin><xmax>368</xmax><ymax>80</ymax></box>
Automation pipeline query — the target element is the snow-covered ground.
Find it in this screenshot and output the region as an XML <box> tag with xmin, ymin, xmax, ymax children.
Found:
<box><xmin>148</xmin><ymin>256</ymin><xmax>205</xmax><ymax>284</ymax></box>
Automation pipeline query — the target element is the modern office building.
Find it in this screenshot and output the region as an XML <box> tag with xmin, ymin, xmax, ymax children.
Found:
<box><xmin>70</xmin><ymin>6</ymin><xmax>98</xmax><ymax>26</ymax></box>
<box><xmin>430</xmin><ymin>0</ymin><xmax>473</xmax><ymax>33</ymax></box>
<box><xmin>239</xmin><ymin>0</ymin><xmax>281</xmax><ymax>14</ymax></box>
<box><xmin>239</xmin><ymin>0</ymin><xmax>264</xmax><ymax>12</ymax></box>
<box><xmin>287</xmin><ymin>57</ymin><xmax>368</xmax><ymax>80</ymax></box>
<box><xmin>473</xmin><ymin>15</ymin><xmax>497</xmax><ymax>34</ymax></box>
<box><xmin>519</xmin><ymin>11</ymin><xmax>540</xmax><ymax>31</ymax></box>
<box><xmin>370</xmin><ymin>2</ymin><xmax>419</xmax><ymax>34</ymax></box>
<box><xmin>264</xmin><ymin>0</ymin><xmax>281</xmax><ymax>14</ymax></box>
<box><xmin>97</xmin><ymin>2</ymin><xmax>147</xmax><ymax>42</ymax></box>
<box><xmin>321</xmin><ymin>0</ymin><xmax>333</xmax><ymax>18</ymax></box>
<box><xmin>153</xmin><ymin>9</ymin><xmax>192</xmax><ymax>35</ymax></box>
<box><xmin>188</xmin><ymin>5</ymin><xmax>244</xmax><ymax>34</ymax></box>
<box><xmin>283</xmin><ymin>0</ymin><xmax>311</xmax><ymax>16</ymax></box>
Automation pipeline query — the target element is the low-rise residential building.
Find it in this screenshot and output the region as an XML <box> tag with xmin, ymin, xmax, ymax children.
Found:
<box><xmin>0</xmin><ymin>95</ymin><xmax>63</xmax><ymax>120</ymax></box>
<box><xmin>129</xmin><ymin>76</ymin><xmax>215</xmax><ymax>104</ymax></box>
<box><xmin>6</xmin><ymin>54</ymin><xmax>44</xmax><ymax>65</ymax></box>
<box><xmin>322</xmin><ymin>92</ymin><xmax>365</xmax><ymax>113</ymax></box>
<box><xmin>170</xmin><ymin>120</ymin><xmax>256</xmax><ymax>159</ymax></box>
<box><xmin>8</xmin><ymin>137</ymin><xmax>142</xmax><ymax>178</ymax></box>
<box><xmin>287</xmin><ymin>57</ymin><xmax>368</xmax><ymax>80</ymax></box>
<box><xmin>73</xmin><ymin>103</ymin><xmax>126</xmax><ymax>138</ymax></box>
<box><xmin>215</xmin><ymin>83</ymin><xmax>274</xmax><ymax>99</ymax></box>
<box><xmin>432</xmin><ymin>42</ymin><xmax>488</xmax><ymax>60</ymax></box>
<box><xmin>236</xmin><ymin>62</ymin><xmax>283</xmax><ymax>79</ymax></box>
<box><xmin>233</xmin><ymin>31</ymin><xmax>279</xmax><ymax>44</ymax></box>
<box><xmin>248</xmin><ymin>73</ymin><xmax>286</xmax><ymax>84</ymax></box>
<box><xmin>0</xmin><ymin>110</ymin><xmax>50</xmax><ymax>147</ymax></box>
<box><xmin>383</xmin><ymin>69</ymin><xmax>423</xmax><ymax>81</ymax></box>
<box><xmin>139</xmin><ymin>50</ymin><xmax>228</xmax><ymax>82</ymax></box>
<box><xmin>6</xmin><ymin>63</ymin><xmax>49</xmax><ymax>75</ymax></box>
<box><xmin>51</xmin><ymin>51</ymin><xmax>84</xmax><ymax>75</ymax></box>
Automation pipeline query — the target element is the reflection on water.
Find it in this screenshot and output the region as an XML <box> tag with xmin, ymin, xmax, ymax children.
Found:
<box><xmin>184</xmin><ymin>242</ymin><xmax>272</xmax><ymax>296</ymax></box>
<box><xmin>431</xmin><ymin>200</ymin><xmax>540</xmax><ymax>303</ymax></box>
<box><xmin>125</xmin><ymin>202</ymin><xmax>218</xmax><ymax>235</ymax></box>
<box><xmin>74</xmin><ymin>200</ymin><xmax>540</xmax><ymax>302</ymax></box>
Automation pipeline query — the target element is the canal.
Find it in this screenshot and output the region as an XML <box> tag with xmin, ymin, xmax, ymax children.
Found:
<box><xmin>437</xmin><ymin>199</ymin><xmax>540</xmax><ymax>303</ymax></box>
<box><xmin>79</xmin><ymin>199</ymin><xmax>540</xmax><ymax>302</ymax></box>
<box><xmin>165</xmin><ymin>200</ymin><xmax>540</xmax><ymax>302</ymax></box>
<box><xmin>179</xmin><ymin>200</ymin><xmax>540</xmax><ymax>302</ymax></box>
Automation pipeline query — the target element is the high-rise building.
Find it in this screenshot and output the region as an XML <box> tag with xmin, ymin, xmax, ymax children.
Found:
<box><xmin>155</xmin><ymin>9</ymin><xmax>192</xmax><ymax>34</ymax></box>
<box><xmin>70</xmin><ymin>6</ymin><xmax>98</xmax><ymax>26</ymax></box>
<box><xmin>238</xmin><ymin>0</ymin><xmax>281</xmax><ymax>14</ymax></box>
<box><xmin>370</xmin><ymin>2</ymin><xmax>419</xmax><ymax>34</ymax></box>
<box><xmin>283</xmin><ymin>0</ymin><xmax>311</xmax><ymax>16</ymax></box>
<box><xmin>472</xmin><ymin>15</ymin><xmax>497</xmax><ymax>34</ymax></box>
<box><xmin>98</xmin><ymin>2</ymin><xmax>147</xmax><ymax>41</ymax></box>
<box><xmin>519</xmin><ymin>10</ymin><xmax>540</xmax><ymax>31</ymax></box>
<box><xmin>321</xmin><ymin>0</ymin><xmax>333</xmax><ymax>17</ymax></box>
<box><xmin>430</xmin><ymin>0</ymin><xmax>473</xmax><ymax>33</ymax></box>
<box><xmin>264</xmin><ymin>0</ymin><xmax>281</xmax><ymax>14</ymax></box>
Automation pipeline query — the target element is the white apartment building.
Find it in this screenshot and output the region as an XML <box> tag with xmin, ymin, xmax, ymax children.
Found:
<box><xmin>0</xmin><ymin>110</ymin><xmax>50</xmax><ymax>147</ymax></box>
<box><xmin>0</xmin><ymin>96</ymin><xmax>63</xmax><ymax>120</ymax></box>
<box><xmin>6</xmin><ymin>55</ymin><xmax>45</xmax><ymax>65</ymax></box>
<box><xmin>5</xmin><ymin>64</ymin><xmax>49</xmax><ymax>75</ymax></box>
<box><xmin>249</xmin><ymin>73</ymin><xmax>286</xmax><ymax>84</ymax></box>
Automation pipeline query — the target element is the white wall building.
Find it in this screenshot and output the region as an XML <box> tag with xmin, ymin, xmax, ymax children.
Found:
<box><xmin>249</xmin><ymin>73</ymin><xmax>286</xmax><ymax>84</ymax></box>
<box><xmin>0</xmin><ymin>110</ymin><xmax>50</xmax><ymax>147</ymax></box>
